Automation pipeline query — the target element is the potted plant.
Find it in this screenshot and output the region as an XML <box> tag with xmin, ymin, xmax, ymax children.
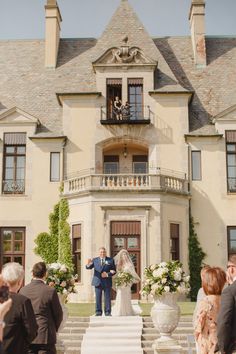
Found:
<box><xmin>141</xmin><ymin>260</ymin><xmax>190</xmax><ymax>348</ymax></box>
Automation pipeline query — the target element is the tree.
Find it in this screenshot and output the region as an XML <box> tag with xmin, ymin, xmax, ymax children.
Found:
<box><xmin>58</xmin><ymin>198</ymin><xmax>73</xmax><ymax>271</ymax></box>
<box><xmin>34</xmin><ymin>202</ymin><xmax>59</xmax><ymax>264</ymax></box>
<box><xmin>188</xmin><ymin>215</ymin><xmax>206</xmax><ymax>301</ymax></box>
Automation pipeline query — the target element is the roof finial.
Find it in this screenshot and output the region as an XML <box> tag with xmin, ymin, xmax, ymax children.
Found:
<box><xmin>122</xmin><ymin>35</ymin><xmax>129</xmax><ymax>44</ymax></box>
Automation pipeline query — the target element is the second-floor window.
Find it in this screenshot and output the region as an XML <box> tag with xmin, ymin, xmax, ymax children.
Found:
<box><xmin>104</xmin><ymin>155</ymin><xmax>119</xmax><ymax>174</ymax></box>
<box><xmin>128</xmin><ymin>78</ymin><xmax>143</xmax><ymax>120</ymax></box>
<box><xmin>226</xmin><ymin>131</ymin><xmax>236</xmax><ymax>192</ymax></box>
<box><xmin>191</xmin><ymin>150</ymin><xmax>202</xmax><ymax>180</ymax></box>
<box><xmin>2</xmin><ymin>133</ymin><xmax>26</xmax><ymax>194</ymax></box>
<box><xmin>50</xmin><ymin>152</ymin><xmax>60</xmax><ymax>182</ymax></box>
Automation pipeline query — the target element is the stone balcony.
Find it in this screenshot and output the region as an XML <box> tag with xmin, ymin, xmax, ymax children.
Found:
<box><xmin>63</xmin><ymin>170</ymin><xmax>189</xmax><ymax>197</ymax></box>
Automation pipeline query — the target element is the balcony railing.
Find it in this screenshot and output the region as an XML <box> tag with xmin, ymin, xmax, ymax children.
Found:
<box><xmin>2</xmin><ymin>179</ymin><xmax>25</xmax><ymax>194</ymax></box>
<box><xmin>100</xmin><ymin>105</ymin><xmax>151</xmax><ymax>124</ymax></box>
<box><xmin>63</xmin><ymin>171</ymin><xmax>189</xmax><ymax>196</ymax></box>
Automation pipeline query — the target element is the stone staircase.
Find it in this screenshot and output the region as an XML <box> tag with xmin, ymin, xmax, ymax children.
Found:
<box><xmin>57</xmin><ymin>316</ymin><xmax>196</xmax><ymax>354</ymax></box>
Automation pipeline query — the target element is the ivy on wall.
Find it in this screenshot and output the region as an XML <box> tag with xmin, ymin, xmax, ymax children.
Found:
<box><xmin>34</xmin><ymin>197</ymin><xmax>73</xmax><ymax>270</ymax></box>
<box><xmin>188</xmin><ymin>215</ymin><xmax>206</xmax><ymax>301</ymax></box>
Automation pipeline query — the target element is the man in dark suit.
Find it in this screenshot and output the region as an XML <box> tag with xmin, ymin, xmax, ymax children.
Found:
<box><xmin>86</xmin><ymin>247</ymin><xmax>116</xmax><ymax>316</ymax></box>
<box><xmin>217</xmin><ymin>254</ymin><xmax>236</xmax><ymax>354</ymax></box>
<box><xmin>2</xmin><ymin>262</ymin><xmax>38</xmax><ymax>354</ymax></box>
<box><xmin>20</xmin><ymin>262</ymin><xmax>63</xmax><ymax>354</ymax></box>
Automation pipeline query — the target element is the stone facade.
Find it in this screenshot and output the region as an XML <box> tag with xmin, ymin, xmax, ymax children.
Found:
<box><xmin>0</xmin><ymin>0</ymin><xmax>235</xmax><ymax>300</ymax></box>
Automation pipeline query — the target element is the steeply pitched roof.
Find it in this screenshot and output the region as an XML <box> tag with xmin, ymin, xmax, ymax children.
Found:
<box><xmin>0</xmin><ymin>2</ymin><xmax>236</xmax><ymax>134</ymax></box>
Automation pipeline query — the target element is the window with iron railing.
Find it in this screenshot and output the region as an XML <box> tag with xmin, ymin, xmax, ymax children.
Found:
<box><xmin>2</xmin><ymin>133</ymin><xmax>26</xmax><ymax>194</ymax></box>
<box><xmin>226</xmin><ymin>131</ymin><xmax>236</xmax><ymax>193</ymax></box>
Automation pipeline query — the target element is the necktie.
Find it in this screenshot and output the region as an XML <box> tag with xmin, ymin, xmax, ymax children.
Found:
<box><xmin>101</xmin><ymin>258</ymin><xmax>105</xmax><ymax>266</ymax></box>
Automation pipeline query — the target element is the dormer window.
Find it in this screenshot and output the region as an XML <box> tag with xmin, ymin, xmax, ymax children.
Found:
<box><xmin>106</xmin><ymin>79</ymin><xmax>122</xmax><ymax>120</ymax></box>
<box><xmin>128</xmin><ymin>78</ymin><xmax>143</xmax><ymax>120</ymax></box>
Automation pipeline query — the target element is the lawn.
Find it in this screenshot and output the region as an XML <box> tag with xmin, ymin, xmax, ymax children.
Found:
<box><xmin>66</xmin><ymin>301</ymin><xmax>196</xmax><ymax>317</ymax></box>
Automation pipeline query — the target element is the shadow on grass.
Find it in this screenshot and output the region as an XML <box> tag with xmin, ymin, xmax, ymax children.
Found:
<box><xmin>66</xmin><ymin>302</ymin><xmax>196</xmax><ymax>317</ymax></box>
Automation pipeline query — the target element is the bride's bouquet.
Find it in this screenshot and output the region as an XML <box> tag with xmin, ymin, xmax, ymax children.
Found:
<box><xmin>114</xmin><ymin>271</ymin><xmax>133</xmax><ymax>287</ymax></box>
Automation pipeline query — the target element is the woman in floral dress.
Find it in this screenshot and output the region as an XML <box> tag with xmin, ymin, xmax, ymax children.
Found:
<box><xmin>194</xmin><ymin>267</ymin><xmax>226</xmax><ymax>354</ymax></box>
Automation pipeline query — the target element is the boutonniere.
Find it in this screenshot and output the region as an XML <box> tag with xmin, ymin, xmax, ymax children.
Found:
<box><xmin>105</xmin><ymin>260</ymin><xmax>109</xmax><ymax>265</ymax></box>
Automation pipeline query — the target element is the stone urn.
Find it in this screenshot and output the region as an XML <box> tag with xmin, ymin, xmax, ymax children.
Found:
<box><xmin>58</xmin><ymin>293</ymin><xmax>68</xmax><ymax>331</ymax></box>
<box><xmin>151</xmin><ymin>292</ymin><xmax>180</xmax><ymax>349</ymax></box>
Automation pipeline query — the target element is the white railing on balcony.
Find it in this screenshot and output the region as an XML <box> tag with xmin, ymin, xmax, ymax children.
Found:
<box><xmin>63</xmin><ymin>172</ymin><xmax>189</xmax><ymax>196</ymax></box>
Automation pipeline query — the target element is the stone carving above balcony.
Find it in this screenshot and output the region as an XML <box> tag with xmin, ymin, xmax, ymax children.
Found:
<box><xmin>93</xmin><ymin>39</ymin><xmax>157</xmax><ymax>70</ymax></box>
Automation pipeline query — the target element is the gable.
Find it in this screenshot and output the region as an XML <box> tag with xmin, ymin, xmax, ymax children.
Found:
<box><xmin>213</xmin><ymin>104</ymin><xmax>236</xmax><ymax>122</ymax></box>
<box><xmin>0</xmin><ymin>107</ymin><xmax>40</xmax><ymax>126</ymax></box>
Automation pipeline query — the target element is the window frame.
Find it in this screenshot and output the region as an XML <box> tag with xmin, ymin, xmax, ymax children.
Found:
<box><xmin>2</xmin><ymin>135</ymin><xmax>26</xmax><ymax>194</ymax></box>
<box><xmin>72</xmin><ymin>224</ymin><xmax>82</xmax><ymax>282</ymax></box>
<box><xmin>0</xmin><ymin>227</ymin><xmax>25</xmax><ymax>270</ymax></box>
<box><xmin>50</xmin><ymin>152</ymin><xmax>60</xmax><ymax>182</ymax></box>
<box><xmin>191</xmin><ymin>150</ymin><xmax>202</xmax><ymax>181</ymax></box>
<box><xmin>170</xmin><ymin>223</ymin><xmax>180</xmax><ymax>261</ymax></box>
<box><xmin>127</xmin><ymin>78</ymin><xmax>143</xmax><ymax>120</ymax></box>
<box><xmin>227</xmin><ymin>226</ymin><xmax>236</xmax><ymax>256</ymax></box>
<box><xmin>225</xmin><ymin>131</ymin><xmax>236</xmax><ymax>193</ymax></box>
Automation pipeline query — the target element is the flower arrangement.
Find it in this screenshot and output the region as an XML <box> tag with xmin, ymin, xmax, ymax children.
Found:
<box><xmin>114</xmin><ymin>271</ymin><xmax>133</xmax><ymax>287</ymax></box>
<box><xmin>141</xmin><ymin>260</ymin><xmax>190</xmax><ymax>297</ymax></box>
<box><xmin>46</xmin><ymin>262</ymin><xmax>78</xmax><ymax>298</ymax></box>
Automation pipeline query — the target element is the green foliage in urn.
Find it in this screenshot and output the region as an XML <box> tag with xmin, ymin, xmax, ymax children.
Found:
<box><xmin>188</xmin><ymin>215</ymin><xmax>206</xmax><ymax>301</ymax></box>
<box><xmin>58</xmin><ymin>198</ymin><xmax>73</xmax><ymax>271</ymax></box>
<box><xmin>34</xmin><ymin>203</ymin><xmax>59</xmax><ymax>264</ymax></box>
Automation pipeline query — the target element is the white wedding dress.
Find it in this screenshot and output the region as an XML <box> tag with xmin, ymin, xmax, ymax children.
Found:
<box><xmin>112</xmin><ymin>265</ymin><xmax>142</xmax><ymax>316</ymax></box>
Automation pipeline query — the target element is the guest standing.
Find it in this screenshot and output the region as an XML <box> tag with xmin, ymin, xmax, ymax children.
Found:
<box><xmin>217</xmin><ymin>254</ymin><xmax>236</xmax><ymax>354</ymax></box>
<box><xmin>2</xmin><ymin>262</ymin><xmax>38</xmax><ymax>354</ymax></box>
<box><xmin>194</xmin><ymin>267</ymin><xmax>226</xmax><ymax>354</ymax></box>
<box><xmin>20</xmin><ymin>262</ymin><xmax>63</xmax><ymax>354</ymax></box>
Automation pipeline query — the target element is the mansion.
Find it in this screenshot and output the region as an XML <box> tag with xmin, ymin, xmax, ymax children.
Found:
<box><xmin>0</xmin><ymin>0</ymin><xmax>236</xmax><ymax>301</ymax></box>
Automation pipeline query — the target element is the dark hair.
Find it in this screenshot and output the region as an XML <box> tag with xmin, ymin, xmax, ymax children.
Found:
<box><xmin>32</xmin><ymin>262</ymin><xmax>47</xmax><ymax>278</ymax></box>
<box><xmin>202</xmin><ymin>267</ymin><xmax>226</xmax><ymax>295</ymax></box>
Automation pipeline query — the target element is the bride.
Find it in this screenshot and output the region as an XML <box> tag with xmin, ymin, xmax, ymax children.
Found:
<box><xmin>112</xmin><ymin>249</ymin><xmax>141</xmax><ymax>316</ymax></box>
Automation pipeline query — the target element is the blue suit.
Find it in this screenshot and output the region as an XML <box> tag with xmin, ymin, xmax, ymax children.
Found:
<box><xmin>86</xmin><ymin>256</ymin><xmax>116</xmax><ymax>315</ymax></box>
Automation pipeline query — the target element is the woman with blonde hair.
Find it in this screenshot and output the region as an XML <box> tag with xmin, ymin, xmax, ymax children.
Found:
<box><xmin>194</xmin><ymin>267</ymin><xmax>226</xmax><ymax>354</ymax></box>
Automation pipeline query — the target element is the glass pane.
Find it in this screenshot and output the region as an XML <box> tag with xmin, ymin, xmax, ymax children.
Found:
<box><xmin>5</xmin><ymin>156</ymin><xmax>14</xmax><ymax>168</ymax></box>
<box><xmin>6</xmin><ymin>147</ymin><xmax>14</xmax><ymax>154</ymax></box>
<box><xmin>228</xmin><ymin>167</ymin><xmax>236</xmax><ymax>178</ymax></box>
<box><xmin>14</xmin><ymin>241</ymin><xmax>23</xmax><ymax>252</ymax></box>
<box><xmin>17</xmin><ymin>156</ymin><xmax>25</xmax><ymax>168</ymax></box>
<box><xmin>3</xmin><ymin>241</ymin><xmax>12</xmax><ymax>252</ymax></box>
<box><xmin>230</xmin><ymin>230</ymin><xmax>236</xmax><ymax>253</ymax></box>
<box><xmin>14</xmin><ymin>256</ymin><xmax>23</xmax><ymax>265</ymax></box>
<box><xmin>192</xmin><ymin>151</ymin><xmax>201</xmax><ymax>180</ymax></box>
<box><xmin>133</xmin><ymin>162</ymin><xmax>147</xmax><ymax>174</ymax></box>
<box><xmin>104</xmin><ymin>162</ymin><xmax>119</xmax><ymax>174</ymax></box>
<box><xmin>128</xmin><ymin>237</ymin><xmax>138</xmax><ymax>249</ymax></box>
<box><xmin>227</xmin><ymin>144</ymin><xmax>236</xmax><ymax>152</ymax></box>
<box><xmin>113</xmin><ymin>237</ymin><xmax>125</xmax><ymax>249</ymax></box>
<box><xmin>16</xmin><ymin>168</ymin><xmax>25</xmax><ymax>180</ymax></box>
<box><xmin>3</xmin><ymin>256</ymin><xmax>12</xmax><ymax>264</ymax></box>
<box><xmin>74</xmin><ymin>238</ymin><xmax>81</xmax><ymax>251</ymax></box>
<box><xmin>5</xmin><ymin>168</ymin><xmax>14</xmax><ymax>179</ymax></box>
<box><xmin>50</xmin><ymin>153</ymin><xmax>60</xmax><ymax>182</ymax></box>
<box><xmin>129</xmin><ymin>253</ymin><xmax>138</xmax><ymax>268</ymax></box>
<box><xmin>3</xmin><ymin>231</ymin><xmax>12</xmax><ymax>240</ymax></box>
<box><xmin>17</xmin><ymin>146</ymin><xmax>26</xmax><ymax>154</ymax></box>
<box><xmin>15</xmin><ymin>231</ymin><xmax>23</xmax><ymax>240</ymax></box>
<box><xmin>74</xmin><ymin>253</ymin><xmax>81</xmax><ymax>281</ymax></box>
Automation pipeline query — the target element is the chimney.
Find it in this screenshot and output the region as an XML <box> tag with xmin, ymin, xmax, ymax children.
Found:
<box><xmin>45</xmin><ymin>0</ymin><xmax>62</xmax><ymax>68</ymax></box>
<box><xmin>189</xmin><ymin>0</ymin><xmax>206</xmax><ymax>68</ymax></box>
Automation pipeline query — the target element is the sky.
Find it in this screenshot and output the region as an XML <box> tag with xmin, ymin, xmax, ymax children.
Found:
<box><xmin>0</xmin><ymin>0</ymin><xmax>235</xmax><ymax>40</ymax></box>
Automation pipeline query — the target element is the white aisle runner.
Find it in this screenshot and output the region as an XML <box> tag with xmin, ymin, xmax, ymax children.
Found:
<box><xmin>81</xmin><ymin>316</ymin><xmax>143</xmax><ymax>354</ymax></box>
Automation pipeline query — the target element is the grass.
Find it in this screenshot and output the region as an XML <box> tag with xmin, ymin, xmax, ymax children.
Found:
<box><xmin>66</xmin><ymin>301</ymin><xmax>196</xmax><ymax>317</ymax></box>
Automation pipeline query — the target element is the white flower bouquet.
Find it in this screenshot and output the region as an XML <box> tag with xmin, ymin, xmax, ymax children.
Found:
<box><xmin>141</xmin><ymin>260</ymin><xmax>190</xmax><ymax>297</ymax></box>
<box><xmin>114</xmin><ymin>271</ymin><xmax>133</xmax><ymax>287</ymax></box>
<box><xmin>46</xmin><ymin>262</ymin><xmax>78</xmax><ymax>299</ymax></box>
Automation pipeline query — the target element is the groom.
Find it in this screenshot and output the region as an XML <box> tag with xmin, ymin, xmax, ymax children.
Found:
<box><xmin>86</xmin><ymin>247</ymin><xmax>116</xmax><ymax>316</ymax></box>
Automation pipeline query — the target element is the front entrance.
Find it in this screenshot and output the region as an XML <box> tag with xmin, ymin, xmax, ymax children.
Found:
<box><xmin>110</xmin><ymin>221</ymin><xmax>141</xmax><ymax>299</ymax></box>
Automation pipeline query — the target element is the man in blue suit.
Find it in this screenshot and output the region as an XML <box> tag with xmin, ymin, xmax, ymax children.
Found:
<box><xmin>86</xmin><ymin>247</ymin><xmax>116</xmax><ymax>316</ymax></box>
